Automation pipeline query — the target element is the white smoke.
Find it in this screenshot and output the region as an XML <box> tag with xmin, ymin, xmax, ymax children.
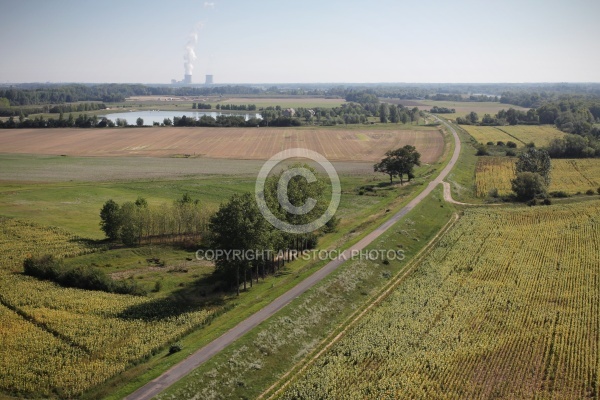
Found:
<box><xmin>184</xmin><ymin>31</ymin><xmax>198</xmax><ymax>76</ymax></box>
<box><xmin>203</xmin><ymin>2</ymin><xmax>215</xmax><ymax>9</ymax></box>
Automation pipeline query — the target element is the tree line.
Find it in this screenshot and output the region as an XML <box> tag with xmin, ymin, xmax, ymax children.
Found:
<box><xmin>100</xmin><ymin>194</ymin><xmax>211</xmax><ymax>247</ymax></box>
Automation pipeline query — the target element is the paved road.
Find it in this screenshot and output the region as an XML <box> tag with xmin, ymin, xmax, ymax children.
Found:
<box><xmin>125</xmin><ymin>118</ymin><xmax>461</xmax><ymax>400</ymax></box>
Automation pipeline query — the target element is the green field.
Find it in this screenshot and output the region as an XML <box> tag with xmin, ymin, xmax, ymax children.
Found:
<box><xmin>275</xmin><ymin>200</ymin><xmax>600</xmax><ymax>399</ymax></box>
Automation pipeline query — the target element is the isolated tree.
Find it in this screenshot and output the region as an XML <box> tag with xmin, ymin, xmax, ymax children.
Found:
<box><xmin>511</xmin><ymin>172</ymin><xmax>547</xmax><ymax>201</ymax></box>
<box><xmin>374</xmin><ymin>145</ymin><xmax>421</xmax><ymax>184</ymax></box>
<box><xmin>389</xmin><ymin>105</ymin><xmax>400</xmax><ymax>123</ymax></box>
<box><xmin>99</xmin><ymin>200</ymin><xmax>121</xmax><ymax>241</ymax></box>
<box><xmin>515</xmin><ymin>147</ymin><xmax>552</xmax><ymax>185</ymax></box>
<box><xmin>163</xmin><ymin>118</ymin><xmax>173</xmax><ymax>126</ymax></box>
<box><xmin>136</xmin><ymin>117</ymin><xmax>144</xmax><ymax>127</ymax></box>
<box><xmin>379</xmin><ymin>103</ymin><xmax>389</xmax><ymax>123</ymax></box>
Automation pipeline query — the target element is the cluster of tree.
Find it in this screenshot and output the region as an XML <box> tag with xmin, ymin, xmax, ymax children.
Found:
<box><xmin>378</xmin><ymin>104</ymin><xmax>421</xmax><ymax>124</ymax></box>
<box><xmin>23</xmin><ymin>255</ymin><xmax>147</xmax><ymax>295</ymax></box>
<box><xmin>216</xmin><ymin>104</ymin><xmax>257</xmax><ymax>111</ymax></box>
<box><xmin>547</xmin><ymin>134</ymin><xmax>600</xmax><ymax>158</ymax></box>
<box><xmin>99</xmin><ymin>194</ymin><xmax>210</xmax><ymax>247</ymax></box>
<box><xmin>208</xmin><ymin>164</ymin><xmax>338</xmax><ymax>294</ymax></box>
<box><xmin>429</xmin><ymin>106</ymin><xmax>456</xmax><ymax>114</ymax></box>
<box><xmin>510</xmin><ymin>148</ymin><xmax>552</xmax><ymax>201</ymax></box>
<box><xmin>373</xmin><ymin>145</ymin><xmax>421</xmax><ymax>184</ymax></box>
<box><xmin>192</xmin><ymin>102</ymin><xmax>211</xmax><ymax>109</ymax></box>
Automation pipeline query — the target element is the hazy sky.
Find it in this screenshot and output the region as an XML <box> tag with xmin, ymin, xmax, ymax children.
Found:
<box><xmin>1</xmin><ymin>0</ymin><xmax>599</xmax><ymax>84</ymax></box>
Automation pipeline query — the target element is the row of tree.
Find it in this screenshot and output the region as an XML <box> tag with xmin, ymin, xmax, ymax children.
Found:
<box><xmin>100</xmin><ymin>194</ymin><xmax>211</xmax><ymax>247</ymax></box>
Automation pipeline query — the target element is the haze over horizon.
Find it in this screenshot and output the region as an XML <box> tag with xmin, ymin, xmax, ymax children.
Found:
<box><xmin>1</xmin><ymin>0</ymin><xmax>599</xmax><ymax>85</ymax></box>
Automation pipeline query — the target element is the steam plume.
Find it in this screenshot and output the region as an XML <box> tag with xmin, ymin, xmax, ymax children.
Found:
<box><xmin>184</xmin><ymin>31</ymin><xmax>198</xmax><ymax>76</ymax></box>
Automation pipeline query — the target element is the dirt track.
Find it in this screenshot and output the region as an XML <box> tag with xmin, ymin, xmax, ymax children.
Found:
<box><xmin>0</xmin><ymin>127</ymin><xmax>444</xmax><ymax>163</ymax></box>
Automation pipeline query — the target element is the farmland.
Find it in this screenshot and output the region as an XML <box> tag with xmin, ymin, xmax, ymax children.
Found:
<box><xmin>0</xmin><ymin>218</ymin><xmax>223</xmax><ymax>398</ymax></box>
<box><xmin>276</xmin><ymin>200</ymin><xmax>600</xmax><ymax>399</ymax></box>
<box><xmin>462</xmin><ymin>124</ymin><xmax>565</xmax><ymax>147</ymax></box>
<box><xmin>406</xmin><ymin>100</ymin><xmax>530</xmax><ymax>122</ymax></box>
<box><xmin>0</xmin><ymin>126</ymin><xmax>444</xmax><ymax>163</ymax></box>
<box><xmin>0</xmin><ymin>120</ymin><xmax>452</xmax><ymax>398</ymax></box>
<box><xmin>475</xmin><ymin>157</ymin><xmax>600</xmax><ymax>197</ymax></box>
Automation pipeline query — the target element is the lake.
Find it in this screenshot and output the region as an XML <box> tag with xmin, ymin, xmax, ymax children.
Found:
<box><xmin>102</xmin><ymin>110</ymin><xmax>261</xmax><ymax>126</ymax></box>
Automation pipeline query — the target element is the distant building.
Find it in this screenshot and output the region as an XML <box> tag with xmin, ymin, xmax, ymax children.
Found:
<box><xmin>283</xmin><ymin>108</ymin><xmax>296</xmax><ymax>117</ymax></box>
<box><xmin>205</xmin><ymin>75</ymin><xmax>214</xmax><ymax>85</ymax></box>
<box><xmin>184</xmin><ymin>74</ymin><xmax>192</xmax><ymax>85</ymax></box>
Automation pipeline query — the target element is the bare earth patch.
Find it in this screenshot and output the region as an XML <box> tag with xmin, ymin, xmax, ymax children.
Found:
<box><xmin>0</xmin><ymin>127</ymin><xmax>444</xmax><ymax>163</ymax></box>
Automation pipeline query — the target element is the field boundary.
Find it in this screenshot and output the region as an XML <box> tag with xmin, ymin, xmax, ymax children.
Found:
<box><xmin>260</xmin><ymin>211</ymin><xmax>461</xmax><ymax>399</ymax></box>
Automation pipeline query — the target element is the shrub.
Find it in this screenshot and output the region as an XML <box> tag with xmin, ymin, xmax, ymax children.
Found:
<box><xmin>23</xmin><ymin>255</ymin><xmax>147</xmax><ymax>296</ymax></box>
<box><xmin>497</xmin><ymin>141</ymin><xmax>505</xmax><ymax>146</ymax></box>
<box><xmin>586</xmin><ymin>189</ymin><xmax>595</xmax><ymax>195</ymax></box>
<box><xmin>169</xmin><ymin>343</ymin><xmax>183</xmax><ymax>354</ymax></box>
<box><xmin>549</xmin><ymin>191</ymin><xmax>569</xmax><ymax>198</ymax></box>
<box><xmin>526</xmin><ymin>199</ymin><xmax>538</xmax><ymax>207</ymax></box>
<box><xmin>488</xmin><ymin>188</ymin><xmax>499</xmax><ymax>198</ymax></box>
<box><xmin>543</xmin><ymin>198</ymin><xmax>552</xmax><ymax>206</ymax></box>
<box><xmin>598</xmin><ymin>187</ymin><xmax>600</xmax><ymax>195</ymax></box>
<box><xmin>506</xmin><ymin>149</ymin><xmax>517</xmax><ymax>157</ymax></box>
<box><xmin>486</xmin><ymin>141</ymin><xmax>495</xmax><ymax>146</ymax></box>
<box><xmin>476</xmin><ymin>143</ymin><xmax>489</xmax><ymax>156</ymax></box>
<box><xmin>525</xmin><ymin>142</ymin><xmax>536</xmax><ymax>148</ymax></box>
<box><xmin>506</xmin><ymin>141</ymin><xmax>517</xmax><ymax>148</ymax></box>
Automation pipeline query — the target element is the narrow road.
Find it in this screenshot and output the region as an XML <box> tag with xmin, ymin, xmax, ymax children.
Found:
<box><xmin>125</xmin><ymin>117</ymin><xmax>461</xmax><ymax>400</ymax></box>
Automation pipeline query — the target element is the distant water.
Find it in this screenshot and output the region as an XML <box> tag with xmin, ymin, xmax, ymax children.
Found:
<box><xmin>101</xmin><ymin>110</ymin><xmax>261</xmax><ymax>126</ymax></box>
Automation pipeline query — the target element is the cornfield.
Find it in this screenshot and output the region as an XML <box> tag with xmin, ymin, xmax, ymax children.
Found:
<box><xmin>278</xmin><ymin>201</ymin><xmax>600</xmax><ymax>399</ymax></box>
<box><xmin>476</xmin><ymin>157</ymin><xmax>600</xmax><ymax>197</ymax></box>
<box><xmin>0</xmin><ymin>218</ymin><xmax>218</xmax><ymax>398</ymax></box>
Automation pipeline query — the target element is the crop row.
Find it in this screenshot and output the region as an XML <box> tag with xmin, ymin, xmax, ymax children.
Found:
<box><xmin>278</xmin><ymin>201</ymin><xmax>600</xmax><ymax>399</ymax></box>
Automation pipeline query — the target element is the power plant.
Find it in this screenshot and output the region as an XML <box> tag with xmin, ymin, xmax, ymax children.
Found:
<box><xmin>205</xmin><ymin>74</ymin><xmax>214</xmax><ymax>85</ymax></box>
<box><xmin>184</xmin><ymin>74</ymin><xmax>192</xmax><ymax>85</ymax></box>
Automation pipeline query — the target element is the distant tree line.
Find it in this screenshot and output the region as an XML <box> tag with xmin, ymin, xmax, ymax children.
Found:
<box><xmin>192</xmin><ymin>102</ymin><xmax>212</xmax><ymax>109</ymax></box>
<box><xmin>216</xmin><ymin>104</ymin><xmax>258</xmax><ymax>111</ymax></box>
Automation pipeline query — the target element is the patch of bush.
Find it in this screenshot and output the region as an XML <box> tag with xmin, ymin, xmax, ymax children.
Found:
<box><xmin>526</xmin><ymin>199</ymin><xmax>538</xmax><ymax>207</ymax></box>
<box><xmin>23</xmin><ymin>255</ymin><xmax>147</xmax><ymax>296</ymax></box>
<box><xmin>169</xmin><ymin>343</ymin><xmax>183</xmax><ymax>354</ymax></box>
<box><xmin>543</xmin><ymin>198</ymin><xmax>552</xmax><ymax>206</ymax></box>
<box><xmin>497</xmin><ymin>141</ymin><xmax>505</xmax><ymax>146</ymax></box>
<box><xmin>486</xmin><ymin>141</ymin><xmax>495</xmax><ymax>146</ymax></box>
<box><xmin>598</xmin><ymin>187</ymin><xmax>600</xmax><ymax>195</ymax></box>
<box><xmin>549</xmin><ymin>191</ymin><xmax>570</xmax><ymax>198</ymax></box>
<box><xmin>506</xmin><ymin>149</ymin><xmax>517</xmax><ymax>157</ymax></box>
<box><xmin>506</xmin><ymin>141</ymin><xmax>517</xmax><ymax>148</ymax></box>
<box><xmin>475</xmin><ymin>143</ymin><xmax>490</xmax><ymax>156</ymax></box>
<box><xmin>586</xmin><ymin>189</ymin><xmax>595</xmax><ymax>195</ymax></box>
